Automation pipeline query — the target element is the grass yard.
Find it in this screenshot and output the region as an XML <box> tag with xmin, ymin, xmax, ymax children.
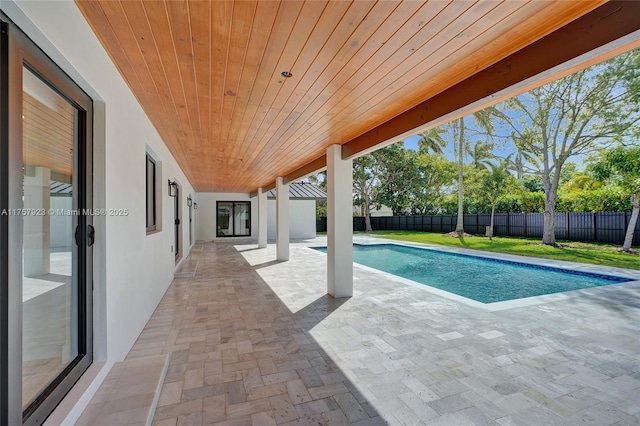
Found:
<box><xmin>362</xmin><ymin>231</ymin><xmax>640</xmax><ymax>271</ymax></box>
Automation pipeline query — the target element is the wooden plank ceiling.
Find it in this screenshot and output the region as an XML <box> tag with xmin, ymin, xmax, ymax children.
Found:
<box><xmin>75</xmin><ymin>0</ymin><xmax>605</xmax><ymax>193</ymax></box>
<box><xmin>23</xmin><ymin>70</ymin><xmax>75</xmax><ymax>179</ymax></box>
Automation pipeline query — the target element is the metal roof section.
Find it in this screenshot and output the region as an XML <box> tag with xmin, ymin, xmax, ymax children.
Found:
<box><xmin>50</xmin><ymin>181</ymin><xmax>73</xmax><ymax>195</ymax></box>
<box><xmin>267</xmin><ymin>182</ymin><xmax>326</xmax><ymax>200</ymax></box>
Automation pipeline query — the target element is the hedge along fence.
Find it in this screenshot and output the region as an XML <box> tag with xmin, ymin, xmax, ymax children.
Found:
<box><xmin>316</xmin><ymin>212</ymin><xmax>640</xmax><ymax>246</ymax></box>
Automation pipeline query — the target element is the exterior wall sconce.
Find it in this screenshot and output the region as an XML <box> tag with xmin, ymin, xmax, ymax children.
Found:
<box><xmin>193</xmin><ymin>202</ymin><xmax>198</xmax><ymax>210</ymax></box>
<box><xmin>187</xmin><ymin>195</ymin><xmax>193</xmax><ymax>207</ymax></box>
<box><xmin>168</xmin><ymin>179</ymin><xmax>178</xmax><ymax>197</ymax></box>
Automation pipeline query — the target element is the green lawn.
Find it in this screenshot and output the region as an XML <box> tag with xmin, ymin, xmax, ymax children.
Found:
<box><xmin>357</xmin><ymin>231</ymin><xmax>640</xmax><ymax>271</ymax></box>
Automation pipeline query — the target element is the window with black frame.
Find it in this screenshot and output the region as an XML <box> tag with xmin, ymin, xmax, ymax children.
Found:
<box><xmin>217</xmin><ymin>201</ymin><xmax>250</xmax><ymax>237</ymax></box>
<box><xmin>145</xmin><ymin>153</ymin><xmax>157</xmax><ymax>232</ymax></box>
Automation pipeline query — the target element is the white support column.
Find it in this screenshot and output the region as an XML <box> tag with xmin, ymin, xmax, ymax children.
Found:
<box><xmin>276</xmin><ymin>177</ymin><xmax>290</xmax><ymax>261</ymax></box>
<box><xmin>326</xmin><ymin>144</ymin><xmax>353</xmax><ymax>298</ymax></box>
<box><xmin>258</xmin><ymin>187</ymin><xmax>268</xmax><ymax>248</ymax></box>
<box><xmin>23</xmin><ymin>166</ymin><xmax>51</xmax><ymax>277</ymax></box>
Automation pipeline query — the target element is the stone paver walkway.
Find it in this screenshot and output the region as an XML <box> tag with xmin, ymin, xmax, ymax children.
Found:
<box><xmin>112</xmin><ymin>239</ymin><xmax>640</xmax><ymax>425</ymax></box>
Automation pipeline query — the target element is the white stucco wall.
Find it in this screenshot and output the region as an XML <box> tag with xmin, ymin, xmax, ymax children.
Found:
<box><xmin>6</xmin><ymin>1</ymin><xmax>196</xmax><ymax>422</ymax></box>
<box><xmin>195</xmin><ymin>193</ymin><xmax>258</xmax><ymax>242</ymax></box>
<box><xmin>50</xmin><ymin>196</ymin><xmax>73</xmax><ymax>249</ymax></box>
<box><xmin>267</xmin><ymin>199</ymin><xmax>317</xmax><ymax>240</ymax></box>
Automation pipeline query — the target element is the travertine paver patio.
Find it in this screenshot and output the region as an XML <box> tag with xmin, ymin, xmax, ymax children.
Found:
<box><xmin>104</xmin><ymin>239</ymin><xmax>639</xmax><ymax>425</ymax></box>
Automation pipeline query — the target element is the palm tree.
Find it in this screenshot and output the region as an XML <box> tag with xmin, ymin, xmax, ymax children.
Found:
<box><xmin>504</xmin><ymin>134</ymin><xmax>539</xmax><ymax>180</ymax></box>
<box><xmin>452</xmin><ymin>109</ymin><xmax>497</xmax><ymax>236</ymax></box>
<box><xmin>417</xmin><ymin>128</ymin><xmax>447</xmax><ymax>154</ymax></box>
<box><xmin>468</xmin><ymin>141</ymin><xmax>497</xmax><ymax>169</ymax></box>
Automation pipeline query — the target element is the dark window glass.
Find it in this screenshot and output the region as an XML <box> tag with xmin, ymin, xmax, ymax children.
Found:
<box><xmin>146</xmin><ymin>154</ymin><xmax>156</xmax><ymax>232</ymax></box>
<box><xmin>217</xmin><ymin>202</ymin><xmax>250</xmax><ymax>237</ymax></box>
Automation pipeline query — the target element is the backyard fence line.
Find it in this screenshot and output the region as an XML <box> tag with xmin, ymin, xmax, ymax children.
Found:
<box><xmin>316</xmin><ymin>212</ymin><xmax>640</xmax><ymax>246</ymax></box>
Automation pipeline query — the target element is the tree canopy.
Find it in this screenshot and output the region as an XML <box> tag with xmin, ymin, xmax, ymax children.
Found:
<box><xmin>590</xmin><ymin>145</ymin><xmax>640</xmax><ymax>251</ymax></box>
<box><xmin>311</xmin><ymin>49</ymin><xmax>640</xmax><ymax>248</ymax></box>
<box><xmin>492</xmin><ymin>49</ymin><xmax>640</xmax><ymax>244</ymax></box>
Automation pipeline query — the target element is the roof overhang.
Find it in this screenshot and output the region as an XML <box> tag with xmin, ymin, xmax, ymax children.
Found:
<box><xmin>75</xmin><ymin>0</ymin><xmax>640</xmax><ymax>194</ymax></box>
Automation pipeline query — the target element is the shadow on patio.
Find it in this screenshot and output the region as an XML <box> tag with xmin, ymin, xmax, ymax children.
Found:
<box><xmin>143</xmin><ymin>242</ymin><xmax>383</xmax><ymax>425</ymax></box>
<box><xmin>565</xmin><ymin>283</ymin><xmax>640</xmax><ymax>321</ymax></box>
<box><xmin>82</xmin><ymin>240</ymin><xmax>640</xmax><ymax>425</ymax></box>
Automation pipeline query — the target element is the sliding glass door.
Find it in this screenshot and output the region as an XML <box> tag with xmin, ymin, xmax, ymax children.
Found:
<box><xmin>216</xmin><ymin>201</ymin><xmax>251</xmax><ymax>237</ymax></box>
<box><xmin>1</xmin><ymin>15</ymin><xmax>93</xmax><ymax>426</ymax></box>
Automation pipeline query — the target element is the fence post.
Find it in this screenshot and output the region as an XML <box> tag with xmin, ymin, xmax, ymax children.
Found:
<box><xmin>593</xmin><ymin>212</ymin><xmax>597</xmax><ymax>242</ymax></box>
<box><xmin>566</xmin><ymin>212</ymin><xmax>570</xmax><ymax>241</ymax></box>
<box><xmin>507</xmin><ymin>213</ymin><xmax>511</xmax><ymax>237</ymax></box>
<box><xmin>524</xmin><ymin>213</ymin><xmax>528</xmax><ymax>237</ymax></box>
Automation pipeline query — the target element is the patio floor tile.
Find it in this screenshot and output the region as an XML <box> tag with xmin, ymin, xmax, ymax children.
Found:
<box><xmin>79</xmin><ymin>238</ymin><xmax>640</xmax><ymax>425</ymax></box>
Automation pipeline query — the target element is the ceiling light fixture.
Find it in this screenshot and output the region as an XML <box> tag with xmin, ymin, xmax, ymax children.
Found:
<box><xmin>281</xmin><ymin>71</ymin><xmax>293</xmax><ymax>78</ymax></box>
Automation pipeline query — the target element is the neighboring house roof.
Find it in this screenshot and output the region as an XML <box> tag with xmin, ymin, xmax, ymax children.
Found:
<box><xmin>353</xmin><ymin>204</ymin><xmax>393</xmax><ymax>217</ymax></box>
<box><xmin>50</xmin><ymin>181</ymin><xmax>73</xmax><ymax>195</ymax></box>
<box><xmin>267</xmin><ymin>182</ymin><xmax>326</xmax><ymax>200</ymax></box>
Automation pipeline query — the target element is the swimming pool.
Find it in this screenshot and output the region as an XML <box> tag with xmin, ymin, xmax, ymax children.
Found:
<box><xmin>313</xmin><ymin>243</ymin><xmax>633</xmax><ymax>303</ymax></box>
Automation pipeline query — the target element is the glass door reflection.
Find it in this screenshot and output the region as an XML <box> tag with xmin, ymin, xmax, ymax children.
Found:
<box><xmin>234</xmin><ymin>202</ymin><xmax>250</xmax><ymax>236</ymax></box>
<box><xmin>22</xmin><ymin>66</ymin><xmax>78</xmax><ymax>409</ymax></box>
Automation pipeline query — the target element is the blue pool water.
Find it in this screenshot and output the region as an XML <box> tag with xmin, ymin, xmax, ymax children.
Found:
<box><xmin>313</xmin><ymin>244</ymin><xmax>632</xmax><ymax>303</ymax></box>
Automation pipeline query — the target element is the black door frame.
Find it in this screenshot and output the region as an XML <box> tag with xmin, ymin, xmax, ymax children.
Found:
<box><xmin>174</xmin><ymin>185</ymin><xmax>180</xmax><ymax>260</ymax></box>
<box><xmin>0</xmin><ymin>18</ymin><xmax>11</xmax><ymax>426</ymax></box>
<box><xmin>189</xmin><ymin>201</ymin><xmax>192</xmax><ymax>246</ymax></box>
<box><xmin>1</xmin><ymin>14</ymin><xmax>93</xmax><ymax>426</ymax></box>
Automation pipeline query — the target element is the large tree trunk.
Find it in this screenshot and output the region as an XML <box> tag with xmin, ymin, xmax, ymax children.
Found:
<box><xmin>542</xmin><ymin>154</ymin><xmax>562</xmax><ymax>246</ymax></box>
<box><xmin>489</xmin><ymin>202</ymin><xmax>495</xmax><ymax>241</ymax></box>
<box><xmin>455</xmin><ymin>118</ymin><xmax>465</xmax><ymax>234</ymax></box>
<box><xmin>364</xmin><ymin>198</ymin><xmax>373</xmax><ymax>233</ymax></box>
<box><xmin>456</xmin><ymin>164</ymin><xmax>464</xmax><ymax>233</ymax></box>
<box><xmin>623</xmin><ymin>194</ymin><xmax>639</xmax><ymax>252</ymax></box>
<box><xmin>542</xmin><ymin>189</ymin><xmax>557</xmax><ymax>245</ymax></box>
<box><xmin>364</xmin><ymin>214</ymin><xmax>373</xmax><ymax>233</ymax></box>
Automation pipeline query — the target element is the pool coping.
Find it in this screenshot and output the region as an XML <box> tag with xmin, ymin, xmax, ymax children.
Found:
<box><xmin>306</xmin><ymin>236</ymin><xmax>640</xmax><ymax>312</ymax></box>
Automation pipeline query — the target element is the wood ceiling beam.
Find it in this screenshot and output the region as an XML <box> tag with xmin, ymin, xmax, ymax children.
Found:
<box><xmin>341</xmin><ymin>0</ymin><xmax>640</xmax><ymax>160</ymax></box>
<box><xmin>262</xmin><ymin>181</ymin><xmax>276</xmax><ymax>193</ymax></box>
<box><xmin>251</xmin><ymin>155</ymin><xmax>328</xmax><ymax>197</ymax></box>
<box><xmin>283</xmin><ymin>155</ymin><xmax>327</xmax><ymax>185</ymax></box>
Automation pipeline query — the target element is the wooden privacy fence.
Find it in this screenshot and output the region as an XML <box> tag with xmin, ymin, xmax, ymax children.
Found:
<box><xmin>316</xmin><ymin>212</ymin><xmax>640</xmax><ymax>246</ymax></box>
